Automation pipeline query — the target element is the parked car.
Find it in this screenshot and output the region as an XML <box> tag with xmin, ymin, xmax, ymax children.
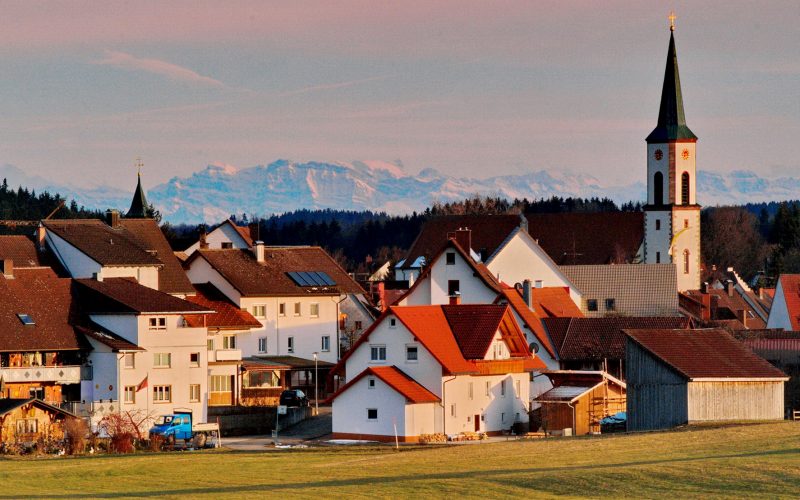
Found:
<box><xmin>279</xmin><ymin>389</ymin><xmax>309</xmax><ymax>407</ymax></box>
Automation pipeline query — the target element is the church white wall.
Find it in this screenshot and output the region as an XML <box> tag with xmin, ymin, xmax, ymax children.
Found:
<box><xmin>646</xmin><ymin>143</ymin><xmax>670</xmax><ymax>205</ymax></box>
<box><xmin>643</xmin><ymin>210</ymin><xmax>672</xmax><ymax>265</ymax></box>
<box><xmin>672</xmin><ymin>208</ymin><xmax>701</xmax><ymax>291</ymax></box>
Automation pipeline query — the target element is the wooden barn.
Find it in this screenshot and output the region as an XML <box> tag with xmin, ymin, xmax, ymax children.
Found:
<box><xmin>0</xmin><ymin>398</ymin><xmax>76</xmax><ymax>446</ymax></box>
<box><xmin>535</xmin><ymin>371</ymin><xmax>626</xmax><ymax>435</ymax></box>
<box><xmin>625</xmin><ymin>329</ymin><xmax>788</xmax><ymax>432</ymax></box>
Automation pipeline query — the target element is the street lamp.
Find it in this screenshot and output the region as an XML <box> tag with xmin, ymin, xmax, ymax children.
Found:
<box><xmin>313</xmin><ymin>352</ymin><xmax>319</xmax><ymax>415</ymax></box>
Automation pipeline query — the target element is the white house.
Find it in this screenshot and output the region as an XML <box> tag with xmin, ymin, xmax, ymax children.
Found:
<box><xmin>330</xmin><ymin>304</ymin><xmax>543</xmax><ymax>442</ymax></box>
<box><xmin>766</xmin><ymin>275</ymin><xmax>800</xmax><ymax>331</ymax></box>
<box><xmin>184</xmin><ymin>219</ymin><xmax>256</xmax><ymax>256</ymax></box>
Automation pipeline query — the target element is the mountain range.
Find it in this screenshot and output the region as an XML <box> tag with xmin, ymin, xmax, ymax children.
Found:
<box><xmin>1</xmin><ymin>161</ymin><xmax>795</xmax><ymax>224</ymax></box>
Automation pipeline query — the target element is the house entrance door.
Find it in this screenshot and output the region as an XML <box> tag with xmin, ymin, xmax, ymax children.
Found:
<box><xmin>474</xmin><ymin>415</ymin><xmax>480</xmax><ymax>432</ymax></box>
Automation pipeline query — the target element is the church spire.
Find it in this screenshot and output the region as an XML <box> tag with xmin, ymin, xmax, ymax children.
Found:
<box><xmin>646</xmin><ymin>20</ymin><xmax>697</xmax><ymax>143</ymax></box>
<box><xmin>126</xmin><ymin>158</ymin><xmax>150</xmax><ymax>218</ymax></box>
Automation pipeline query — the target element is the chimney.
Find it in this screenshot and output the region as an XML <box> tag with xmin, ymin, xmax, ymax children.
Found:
<box><xmin>736</xmin><ymin>309</ymin><xmax>748</xmax><ymax>329</ymax></box>
<box><xmin>254</xmin><ymin>240</ymin><xmax>265</xmax><ymax>263</ymax></box>
<box><xmin>199</xmin><ymin>230</ymin><xmax>209</xmax><ymax>250</ymax></box>
<box><xmin>535</xmin><ymin>280</ymin><xmax>543</xmax><ymax>289</ymax></box>
<box><xmin>105</xmin><ymin>209</ymin><xmax>120</xmax><ymax>228</ymax></box>
<box><xmin>449</xmin><ymin>291</ymin><xmax>461</xmax><ymax>305</ymax></box>
<box><xmin>453</xmin><ymin>227</ymin><xmax>472</xmax><ymax>254</ymax></box>
<box><xmin>522</xmin><ymin>279</ymin><xmax>533</xmax><ymax>309</ymax></box>
<box><xmin>726</xmin><ymin>280</ymin><xmax>734</xmax><ymax>297</ymax></box>
<box><xmin>36</xmin><ymin>224</ymin><xmax>46</xmax><ymax>252</ymax></box>
<box><xmin>2</xmin><ymin>259</ymin><xmax>13</xmax><ymax>278</ymax></box>
<box><xmin>701</xmin><ymin>293</ymin><xmax>712</xmax><ymax>321</ymax></box>
<box><xmin>248</xmin><ymin>222</ymin><xmax>260</xmax><ymax>244</ymax></box>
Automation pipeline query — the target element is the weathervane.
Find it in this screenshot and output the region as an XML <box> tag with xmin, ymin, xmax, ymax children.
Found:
<box><xmin>135</xmin><ymin>156</ymin><xmax>144</xmax><ymax>177</ymax></box>
<box><xmin>669</xmin><ymin>11</ymin><xmax>676</xmax><ymax>31</ymax></box>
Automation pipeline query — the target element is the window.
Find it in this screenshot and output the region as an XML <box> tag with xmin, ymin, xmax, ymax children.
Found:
<box><xmin>516</xmin><ymin>380</ymin><xmax>521</xmax><ymax>398</ymax></box>
<box><xmin>221</xmin><ymin>242</ymin><xmax>233</xmax><ymax>249</ymax></box>
<box><xmin>501</xmin><ymin>412</ymin><xmax>506</xmax><ymax>423</ymax></box>
<box><xmin>406</xmin><ymin>345</ymin><xmax>418</xmax><ymax>362</ymax></box>
<box><xmin>207</xmin><ymin>338</ymin><xmax>214</xmax><ymax>351</ymax></box>
<box><xmin>683</xmin><ymin>249</ymin><xmax>690</xmax><ymax>274</ymax></box>
<box><xmin>355</xmin><ymin>320</ymin><xmax>363</xmax><ymax>330</ymax></box>
<box><xmin>294</xmin><ymin>302</ymin><xmax>301</xmax><ymax>316</ymax></box>
<box><xmin>681</xmin><ymin>172</ymin><xmax>690</xmax><ymax>205</ymax></box>
<box><xmin>446</xmin><ymin>252</ymin><xmax>456</xmax><ymax>265</ymax></box>
<box><xmin>321</xmin><ymin>335</ymin><xmax>330</xmax><ymax>352</ymax></box>
<box><xmin>450</xmin><ymin>404</ymin><xmax>456</xmax><ymax>417</ymax></box>
<box><xmin>655</xmin><ymin>219</ymin><xmax>661</xmax><ymax>231</ymax></box>
<box><xmin>587</xmin><ymin>299</ymin><xmax>598</xmax><ymax>312</ymax></box>
<box><xmin>389</xmin><ymin>318</ymin><xmax>396</xmax><ymax>328</ymax></box>
<box><xmin>252</xmin><ymin>304</ymin><xmax>266</xmax><ymax>318</ymax></box>
<box><xmin>684</xmin><ymin>219</ymin><xmax>689</xmax><ymax>229</ymax></box>
<box><xmin>258</xmin><ymin>337</ymin><xmax>267</xmax><ymax>353</ymax></box>
<box><xmin>368</xmin><ymin>377</ymin><xmax>376</xmax><ymax>389</ymax></box>
<box><xmin>485</xmin><ymin>381</ymin><xmax>491</xmax><ymax>397</ymax></box>
<box><xmin>656</xmin><ymin>251</ymin><xmax>661</xmax><ymax>264</ymax></box>
<box><xmin>210</xmin><ymin>375</ymin><xmax>231</xmax><ymax>392</ymax></box>
<box><xmin>653</xmin><ymin>171</ymin><xmax>664</xmax><ymax>205</ymax></box>
<box><xmin>367</xmin><ymin>408</ymin><xmax>378</xmax><ymax>420</ymax></box>
<box><xmin>310</xmin><ymin>303</ymin><xmax>320</xmax><ymax>318</ymax></box>
<box><xmin>16</xmin><ymin>419</ymin><xmax>37</xmax><ymax>435</ymax></box>
<box><xmin>468</xmin><ymin>382</ymin><xmax>474</xmax><ymax>400</ymax></box>
<box><xmin>189</xmin><ymin>352</ymin><xmax>200</xmax><ymax>367</ymax></box>
<box><xmin>149</xmin><ymin>317</ymin><xmax>167</xmax><ymax>330</ymax></box>
<box><xmin>153</xmin><ymin>385</ymin><xmax>171</xmax><ymax>403</ymax></box>
<box><xmin>287</xmin><ymin>336</ymin><xmax>294</xmax><ymax>353</ymax></box>
<box><xmin>279</xmin><ymin>303</ymin><xmax>286</xmax><ymax>316</ymax></box>
<box><xmin>189</xmin><ymin>384</ymin><xmax>201</xmax><ymax>402</ymax></box>
<box><xmin>501</xmin><ymin>379</ymin><xmax>506</xmax><ymax>397</ymax></box>
<box><xmin>448</xmin><ymin>280</ymin><xmax>460</xmax><ymax>296</ymax></box>
<box><xmin>222</xmin><ymin>335</ymin><xmax>236</xmax><ymax>350</ymax></box>
<box><xmin>605</xmin><ymin>298</ymin><xmax>616</xmax><ymax>311</ymax></box>
<box><xmin>123</xmin><ymin>353</ymin><xmax>135</xmax><ymax>369</ymax></box>
<box><xmin>370</xmin><ymin>345</ymin><xmax>387</xmax><ymax>361</ymax></box>
<box><xmin>153</xmin><ymin>353</ymin><xmax>171</xmax><ymax>368</ymax></box>
<box><xmin>124</xmin><ymin>386</ymin><xmax>136</xmax><ymax>404</ymax></box>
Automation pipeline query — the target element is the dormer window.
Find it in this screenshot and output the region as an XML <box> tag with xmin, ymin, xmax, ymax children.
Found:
<box><xmin>17</xmin><ymin>314</ymin><xmax>35</xmax><ymax>326</ymax></box>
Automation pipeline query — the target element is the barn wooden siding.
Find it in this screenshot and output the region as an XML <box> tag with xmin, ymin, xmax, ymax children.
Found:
<box><xmin>626</xmin><ymin>340</ymin><xmax>688</xmax><ymax>431</ymax></box>
<box><xmin>687</xmin><ymin>381</ymin><xmax>784</xmax><ymax>421</ymax></box>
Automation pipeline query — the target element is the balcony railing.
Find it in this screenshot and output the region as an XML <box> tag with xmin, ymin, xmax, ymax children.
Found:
<box><xmin>211</xmin><ymin>349</ymin><xmax>242</xmax><ymax>362</ymax></box>
<box><xmin>0</xmin><ymin>365</ymin><xmax>81</xmax><ymax>384</ymax></box>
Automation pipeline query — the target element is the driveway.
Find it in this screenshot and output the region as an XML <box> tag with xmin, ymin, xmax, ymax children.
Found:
<box><xmin>224</xmin><ymin>406</ymin><xmax>332</xmax><ymax>450</ymax></box>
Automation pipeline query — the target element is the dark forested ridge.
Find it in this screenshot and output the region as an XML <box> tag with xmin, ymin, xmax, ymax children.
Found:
<box><xmin>0</xmin><ymin>178</ymin><xmax>102</xmax><ymax>234</ymax></box>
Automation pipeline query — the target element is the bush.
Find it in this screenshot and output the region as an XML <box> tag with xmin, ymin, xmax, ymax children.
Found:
<box><xmin>148</xmin><ymin>434</ymin><xmax>164</xmax><ymax>452</ymax></box>
<box><xmin>110</xmin><ymin>432</ymin><xmax>135</xmax><ymax>454</ymax></box>
<box><xmin>64</xmin><ymin>417</ymin><xmax>89</xmax><ymax>455</ymax></box>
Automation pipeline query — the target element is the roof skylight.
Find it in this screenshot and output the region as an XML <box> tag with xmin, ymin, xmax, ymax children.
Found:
<box><xmin>17</xmin><ymin>314</ymin><xmax>35</xmax><ymax>326</ymax></box>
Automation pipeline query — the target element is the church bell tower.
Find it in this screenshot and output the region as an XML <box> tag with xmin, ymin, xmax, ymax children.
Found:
<box><xmin>643</xmin><ymin>15</ymin><xmax>701</xmax><ymax>292</ymax></box>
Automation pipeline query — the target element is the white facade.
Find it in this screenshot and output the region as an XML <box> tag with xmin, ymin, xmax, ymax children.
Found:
<box><xmin>400</xmin><ymin>248</ymin><xmax>497</xmax><ymax>306</ymax></box>
<box><xmin>766</xmin><ymin>278</ymin><xmax>792</xmax><ymax>330</ymax></box>
<box><xmin>185</xmin><ymin>221</ymin><xmax>252</xmax><ymax>256</ymax></box>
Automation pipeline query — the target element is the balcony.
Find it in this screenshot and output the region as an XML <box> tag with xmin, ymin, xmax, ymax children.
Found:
<box><xmin>0</xmin><ymin>365</ymin><xmax>81</xmax><ymax>384</ymax></box>
<box><xmin>210</xmin><ymin>349</ymin><xmax>242</xmax><ymax>362</ymax></box>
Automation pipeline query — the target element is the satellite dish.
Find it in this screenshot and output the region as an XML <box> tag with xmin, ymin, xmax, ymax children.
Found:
<box><xmin>529</xmin><ymin>342</ymin><xmax>540</xmax><ymax>354</ymax></box>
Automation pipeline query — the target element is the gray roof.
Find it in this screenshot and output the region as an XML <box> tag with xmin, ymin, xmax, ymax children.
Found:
<box><xmin>560</xmin><ymin>264</ymin><xmax>679</xmax><ymax>317</ymax></box>
<box><xmin>535</xmin><ymin>385</ymin><xmax>596</xmax><ymax>402</ymax></box>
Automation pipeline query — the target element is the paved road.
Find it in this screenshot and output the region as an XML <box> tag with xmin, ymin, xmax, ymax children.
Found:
<box><xmin>224</xmin><ymin>406</ymin><xmax>332</xmax><ymax>451</ymax></box>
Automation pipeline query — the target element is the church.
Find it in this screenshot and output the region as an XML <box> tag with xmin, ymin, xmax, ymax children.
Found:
<box><xmin>643</xmin><ymin>18</ymin><xmax>701</xmax><ymax>293</ymax></box>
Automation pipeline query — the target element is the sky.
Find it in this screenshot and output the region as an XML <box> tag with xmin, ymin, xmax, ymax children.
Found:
<box><xmin>0</xmin><ymin>1</ymin><xmax>798</xmax><ymax>190</ymax></box>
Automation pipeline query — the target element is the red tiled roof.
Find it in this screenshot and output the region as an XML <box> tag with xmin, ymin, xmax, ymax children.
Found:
<box><xmin>0</xmin><ymin>235</ymin><xmax>45</xmax><ymax>267</ymax></box>
<box><xmin>682</xmin><ymin>287</ymin><xmax>768</xmax><ymax>329</ymax></box>
<box><xmin>329</xmin><ymin>366</ymin><xmax>441</xmax><ymax>404</ymax></box>
<box><xmin>498</xmin><ymin>289</ymin><xmax>556</xmax><ymax>358</ymax></box>
<box><xmin>626</xmin><ymin>328</ymin><xmax>788</xmax><ymax>380</ymax></box>
<box><xmin>75</xmin><ymin>278</ymin><xmax>211</xmax><ymax>315</ymax></box>
<box><xmin>526</xmin><ymin>212</ymin><xmax>644</xmax><ymax>265</ymax></box>
<box><xmin>184</xmin><ymin>283</ymin><xmax>262</xmax><ymax>329</ymax></box>
<box><xmin>191</xmin><ymin>247</ymin><xmax>365</xmax><ymax>297</ymax></box>
<box><xmin>442</xmin><ymin>304</ymin><xmax>509</xmax><ymax>359</ymax></box>
<box><xmin>391</xmin><ymin>306</ymin><xmax>477</xmax><ymax>374</ymax></box>
<box><xmin>544</xmin><ymin>316</ymin><xmax>691</xmax><ymax>361</ymax></box>
<box><xmin>400</xmin><ymin>214</ymin><xmax>523</xmax><ymax>269</ymax></box>
<box><xmin>229</xmin><ymin>221</ymin><xmax>254</xmax><ymax>247</ymax></box>
<box><xmin>532</xmin><ymin>287</ymin><xmax>583</xmax><ymax>318</ymax></box>
<box><xmin>778</xmin><ymin>275</ymin><xmax>800</xmax><ymax>331</ymax></box>
<box><xmin>0</xmin><ymin>273</ymin><xmax>84</xmax><ymax>352</ymax></box>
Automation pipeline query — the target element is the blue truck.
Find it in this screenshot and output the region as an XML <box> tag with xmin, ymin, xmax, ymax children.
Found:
<box><xmin>148</xmin><ymin>411</ymin><xmax>220</xmax><ymax>448</ymax></box>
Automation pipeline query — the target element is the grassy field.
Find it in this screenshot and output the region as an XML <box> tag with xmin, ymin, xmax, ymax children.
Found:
<box><xmin>3</xmin><ymin>422</ymin><xmax>800</xmax><ymax>499</ymax></box>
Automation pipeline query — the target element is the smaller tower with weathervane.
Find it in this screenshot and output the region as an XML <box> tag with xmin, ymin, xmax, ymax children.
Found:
<box><xmin>643</xmin><ymin>13</ymin><xmax>701</xmax><ymax>292</ymax></box>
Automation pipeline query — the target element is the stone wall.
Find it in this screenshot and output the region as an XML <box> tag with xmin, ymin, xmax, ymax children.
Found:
<box><xmin>208</xmin><ymin>406</ymin><xmax>310</xmax><ymax>436</ymax></box>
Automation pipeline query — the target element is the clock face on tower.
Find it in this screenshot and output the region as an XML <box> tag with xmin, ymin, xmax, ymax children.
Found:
<box><xmin>682</xmin><ymin>148</ymin><xmax>690</xmax><ymax>160</ymax></box>
<box><xmin>654</xmin><ymin>149</ymin><xmax>663</xmax><ymax>161</ymax></box>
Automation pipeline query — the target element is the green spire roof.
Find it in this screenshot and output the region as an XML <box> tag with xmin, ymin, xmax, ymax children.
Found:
<box><xmin>126</xmin><ymin>172</ymin><xmax>149</xmax><ymax>218</ymax></box>
<box><xmin>646</xmin><ymin>31</ymin><xmax>697</xmax><ymax>143</ymax></box>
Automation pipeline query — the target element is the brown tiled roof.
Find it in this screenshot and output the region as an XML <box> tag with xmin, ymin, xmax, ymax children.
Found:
<box><xmin>0</xmin><ymin>235</ymin><xmax>45</xmax><ymax>267</ymax></box>
<box><xmin>75</xmin><ymin>278</ymin><xmax>211</xmax><ymax>315</ymax></box>
<box><xmin>191</xmin><ymin>247</ymin><xmax>365</xmax><ymax>297</ymax></box>
<box><xmin>442</xmin><ymin>304</ymin><xmax>509</xmax><ymax>359</ymax></box>
<box><xmin>561</xmin><ymin>264</ymin><xmax>679</xmax><ymax>317</ymax></box>
<box><xmin>230</xmin><ymin>221</ymin><xmax>255</xmax><ymax>246</ymax></box>
<box><xmin>118</xmin><ymin>219</ymin><xmax>195</xmax><ymax>295</ymax></box>
<box><xmin>0</xmin><ymin>273</ymin><xmax>84</xmax><ymax>352</ymax></box>
<box><xmin>400</xmin><ymin>214</ymin><xmax>523</xmax><ymax>269</ymax></box>
<box><xmin>683</xmin><ymin>286</ymin><xmax>768</xmax><ymax>330</ymax></box>
<box><xmin>77</xmin><ymin>325</ymin><xmax>143</xmax><ymax>352</ymax></box>
<box><xmin>329</xmin><ymin>366</ymin><xmax>441</xmax><ymax>405</ymax></box>
<box><xmin>43</xmin><ymin>220</ymin><xmax>162</xmax><ymax>266</ymax></box>
<box><xmin>544</xmin><ymin>316</ymin><xmax>690</xmax><ymax>361</ymax></box>
<box><xmin>527</xmin><ymin>212</ymin><xmax>644</xmax><ymax>265</ymax></box>
<box><xmin>184</xmin><ymin>283</ymin><xmax>262</xmax><ymax>329</ymax></box>
<box><xmin>626</xmin><ymin>328</ymin><xmax>788</xmax><ymax>380</ymax></box>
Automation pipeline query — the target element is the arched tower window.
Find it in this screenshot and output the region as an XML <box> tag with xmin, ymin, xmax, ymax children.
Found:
<box><xmin>653</xmin><ymin>172</ymin><xmax>664</xmax><ymax>205</ymax></box>
<box><xmin>683</xmin><ymin>249</ymin><xmax>690</xmax><ymax>274</ymax></box>
<box><xmin>681</xmin><ymin>172</ymin><xmax>690</xmax><ymax>205</ymax></box>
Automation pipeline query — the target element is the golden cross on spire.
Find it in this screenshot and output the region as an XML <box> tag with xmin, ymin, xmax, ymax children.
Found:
<box><xmin>135</xmin><ymin>157</ymin><xmax>144</xmax><ymax>176</ymax></box>
<box><xmin>669</xmin><ymin>11</ymin><xmax>676</xmax><ymax>31</ymax></box>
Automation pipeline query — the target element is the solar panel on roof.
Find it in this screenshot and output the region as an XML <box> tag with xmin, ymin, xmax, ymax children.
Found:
<box><xmin>286</xmin><ymin>271</ymin><xmax>337</xmax><ymax>287</ymax></box>
<box><xmin>316</xmin><ymin>271</ymin><xmax>335</xmax><ymax>286</ymax></box>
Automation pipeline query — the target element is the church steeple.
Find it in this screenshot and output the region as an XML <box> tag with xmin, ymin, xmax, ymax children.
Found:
<box><xmin>646</xmin><ymin>25</ymin><xmax>697</xmax><ymax>143</ymax></box>
<box><xmin>126</xmin><ymin>160</ymin><xmax>150</xmax><ymax>218</ymax></box>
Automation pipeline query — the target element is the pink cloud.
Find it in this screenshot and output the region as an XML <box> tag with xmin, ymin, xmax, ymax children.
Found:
<box><xmin>92</xmin><ymin>50</ymin><xmax>226</xmax><ymax>88</ymax></box>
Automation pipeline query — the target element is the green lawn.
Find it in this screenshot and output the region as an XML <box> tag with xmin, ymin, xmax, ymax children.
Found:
<box><xmin>3</xmin><ymin>422</ymin><xmax>800</xmax><ymax>499</ymax></box>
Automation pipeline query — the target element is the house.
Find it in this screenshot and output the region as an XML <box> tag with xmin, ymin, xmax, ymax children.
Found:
<box><xmin>0</xmin><ymin>268</ymin><xmax>88</xmax><ymax>405</ymax></box>
<box><xmin>560</xmin><ymin>264</ymin><xmax>680</xmax><ymax>317</ymax></box>
<box><xmin>75</xmin><ymin>277</ymin><xmax>212</xmax><ymax>424</ymax></box>
<box><xmin>681</xmin><ymin>270</ymin><xmax>770</xmax><ymax>330</ymax></box>
<box><xmin>184</xmin><ymin>244</ymin><xmax>372</xmax><ymax>398</ymax></box>
<box><xmin>184</xmin><ymin>219</ymin><xmax>258</xmax><ymax>256</ymax></box>
<box><xmin>766</xmin><ymin>275</ymin><xmax>800</xmax><ymax>331</ymax></box>
<box><xmin>535</xmin><ymin>371</ymin><xmax>626</xmax><ymax>436</ymax></box>
<box><xmin>735</xmin><ymin>329</ymin><xmax>800</xmax><ymax>415</ymax></box>
<box><xmin>625</xmin><ymin>328</ymin><xmax>788</xmax><ymax>431</ymax></box>
<box><xmin>330</xmin><ymin>304</ymin><xmax>541</xmax><ymax>442</ymax></box>
<box><xmin>542</xmin><ymin>316</ymin><xmax>691</xmax><ymax>380</ymax></box>
<box><xmin>0</xmin><ymin>398</ymin><xmax>77</xmax><ymax>446</ymax></box>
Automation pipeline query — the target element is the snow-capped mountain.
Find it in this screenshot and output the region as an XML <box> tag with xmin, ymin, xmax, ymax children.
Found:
<box><xmin>1</xmin><ymin>161</ymin><xmax>796</xmax><ymax>224</ymax></box>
